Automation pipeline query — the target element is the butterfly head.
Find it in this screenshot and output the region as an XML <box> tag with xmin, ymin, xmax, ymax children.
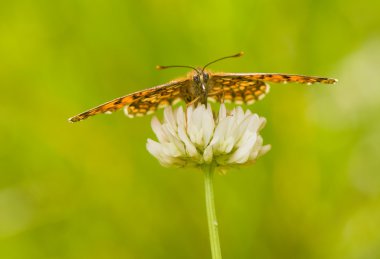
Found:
<box><xmin>156</xmin><ymin>52</ymin><xmax>243</xmax><ymax>105</ymax></box>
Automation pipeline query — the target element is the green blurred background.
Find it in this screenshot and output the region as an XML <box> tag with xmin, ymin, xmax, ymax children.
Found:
<box><xmin>1</xmin><ymin>0</ymin><xmax>380</xmax><ymax>258</ymax></box>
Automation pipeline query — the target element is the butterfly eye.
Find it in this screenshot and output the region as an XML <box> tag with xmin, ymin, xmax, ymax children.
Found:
<box><xmin>193</xmin><ymin>75</ymin><xmax>200</xmax><ymax>83</ymax></box>
<box><xmin>203</xmin><ymin>73</ymin><xmax>209</xmax><ymax>82</ymax></box>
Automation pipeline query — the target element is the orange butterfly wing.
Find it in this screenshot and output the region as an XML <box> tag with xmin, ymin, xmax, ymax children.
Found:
<box><xmin>68</xmin><ymin>79</ymin><xmax>190</xmax><ymax>122</ymax></box>
<box><xmin>208</xmin><ymin>73</ymin><xmax>337</xmax><ymax>104</ymax></box>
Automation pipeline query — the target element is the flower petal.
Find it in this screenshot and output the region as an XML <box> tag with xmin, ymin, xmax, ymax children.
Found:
<box><xmin>151</xmin><ymin>116</ymin><xmax>167</xmax><ymax>143</ymax></box>
<box><xmin>202</xmin><ymin>105</ymin><xmax>215</xmax><ymax>147</ymax></box>
<box><xmin>229</xmin><ymin>134</ymin><xmax>257</xmax><ymax>164</ymax></box>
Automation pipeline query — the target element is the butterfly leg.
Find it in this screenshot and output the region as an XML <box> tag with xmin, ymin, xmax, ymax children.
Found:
<box><xmin>186</xmin><ymin>96</ymin><xmax>200</xmax><ymax>108</ymax></box>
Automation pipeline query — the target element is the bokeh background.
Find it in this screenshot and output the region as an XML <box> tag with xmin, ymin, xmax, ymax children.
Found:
<box><xmin>1</xmin><ymin>0</ymin><xmax>380</xmax><ymax>258</ymax></box>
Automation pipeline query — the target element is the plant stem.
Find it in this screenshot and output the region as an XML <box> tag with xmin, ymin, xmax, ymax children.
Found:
<box><xmin>203</xmin><ymin>164</ymin><xmax>222</xmax><ymax>259</ymax></box>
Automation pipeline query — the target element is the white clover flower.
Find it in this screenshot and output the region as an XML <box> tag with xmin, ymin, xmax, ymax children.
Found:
<box><xmin>146</xmin><ymin>104</ymin><xmax>271</xmax><ymax>171</ymax></box>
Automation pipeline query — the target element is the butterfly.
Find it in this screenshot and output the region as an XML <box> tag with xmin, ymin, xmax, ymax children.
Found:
<box><xmin>68</xmin><ymin>52</ymin><xmax>337</xmax><ymax>122</ymax></box>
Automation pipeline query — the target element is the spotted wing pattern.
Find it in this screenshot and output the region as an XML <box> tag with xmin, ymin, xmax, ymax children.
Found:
<box><xmin>68</xmin><ymin>79</ymin><xmax>189</xmax><ymax>122</ymax></box>
<box><xmin>208</xmin><ymin>74</ymin><xmax>270</xmax><ymax>105</ymax></box>
<box><xmin>208</xmin><ymin>73</ymin><xmax>337</xmax><ymax>105</ymax></box>
<box><xmin>125</xmin><ymin>79</ymin><xmax>189</xmax><ymax>118</ymax></box>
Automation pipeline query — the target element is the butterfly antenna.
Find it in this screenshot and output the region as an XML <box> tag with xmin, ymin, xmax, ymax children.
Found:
<box><xmin>202</xmin><ymin>52</ymin><xmax>244</xmax><ymax>72</ymax></box>
<box><xmin>156</xmin><ymin>65</ymin><xmax>199</xmax><ymax>73</ymax></box>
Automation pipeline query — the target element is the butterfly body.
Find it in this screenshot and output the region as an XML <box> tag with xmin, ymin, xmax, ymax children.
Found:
<box><xmin>181</xmin><ymin>69</ymin><xmax>210</xmax><ymax>105</ymax></box>
<box><xmin>69</xmin><ymin>54</ymin><xmax>337</xmax><ymax>123</ymax></box>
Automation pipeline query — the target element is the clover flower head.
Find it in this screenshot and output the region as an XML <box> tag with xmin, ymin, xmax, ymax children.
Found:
<box><xmin>146</xmin><ymin>104</ymin><xmax>270</xmax><ymax>171</ymax></box>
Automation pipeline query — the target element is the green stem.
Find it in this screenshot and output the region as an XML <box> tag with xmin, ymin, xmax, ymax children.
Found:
<box><xmin>203</xmin><ymin>164</ymin><xmax>222</xmax><ymax>259</ymax></box>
